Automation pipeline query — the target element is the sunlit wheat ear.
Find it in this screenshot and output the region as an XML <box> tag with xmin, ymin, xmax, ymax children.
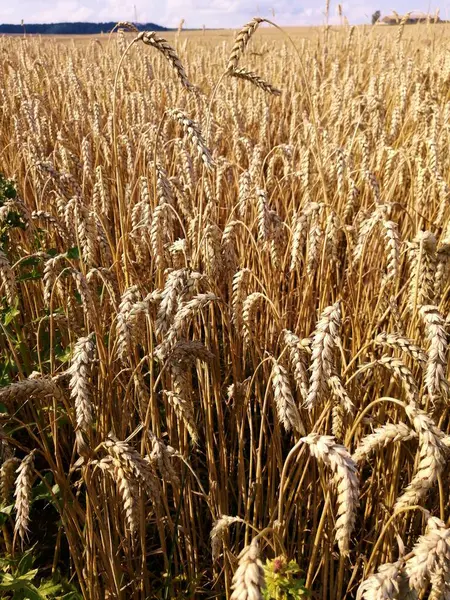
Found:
<box><xmin>305</xmin><ymin>301</ymin><xmax>342</xmax><ymax>410</ymax></box>
<box><xmin>282</xmin><ymin>330</ymin><xmax>309</xmax><ymax>402</ymax></box>
<box><xmin>116</xmin><ymin>285</ymin><xmax>142</xmax><ymax>359</ymax></box>
<box><xmin>150</xmin><ymin>202</ymin><xmax>171</xmax><ymax>270</ymax></box>
<box><xmin>210</xmin><ymin>515</ymin><xmax>243</xmax><ymax>561</ymax></box>
<box><xmin>104</xmin><ymin>435</ymin><xmax>161</xmax><ymax>506</ymax></box>
<box><xmin>434</xmin><ymin>241</ymin><xmax>450</xmax><ymax>300</ymax></box>
<box><xmin>230</xmin><ymin>539</ymin><xmax>265</xmax><ymax>600</ymax></box>
<box><xmin>407</xmin><ymin>230</ymin><xmax>437</xmax><ymax>311</ymax></box>
<box><xmin>0</xmin><ymin>248</ymin><xmax>17</xmax><ymax>305</ymax></box>
<box><xmin>71</xmin><ymin>269</ymin><xmax>96</xmax><ymax>323</ymax></box>
<box><xmin>67</xmin><ymin>333</ymin><xmax>96</xmax><ymax>436</ymax></box>
<box><xmin>156</xmin><ymin>292</ymin><xmax>218</xmax><ymax>359</ymax></box>
<box><xmin>374</xmin><ymin>332</ymin><xmax>428</xmax><ymax>365</ymax></box>
<box><xmin>113</xmin><ymin>462</ymin><xmax>139</xmax><ymax>537</ymax></box>
<box><xmin>356</xmin><ymin>560</ymin><xmax>403</xmax><ymax>600</ymax></box>
<box><xmin>115</xmin><ymin>21</ymin><xmax>139</xmax><ymax>32</ymax></box>
<box><xmin>394</xmin><ymin>405</ymin><xmax>447</xmax><ymax>510</ymax></box>
<box><xmin>0</xmin><ymin>377</ymin><xmax>63</xmax><ymax>408</ymax></box>
<box><xmin>136</xmin><ymin>32</ymin><xmax>196</xmax><ymax>91</ymax></box>
<box><xmin>419</xmin><ymin>305</ymin><xmax>450</xmax><ymax>403</ymax></box>
<box><xmin>227</xmin><ymin>17</ymin><xmax>265</xmax><ymax>71</ymax></box>
<box><xmin>97</xmin><ymin>457</ymin><xmax>139</xmax><ymax>537</ymax></box>
<box><xmin>376</xmin><ymin>356</ymin><xmax>420</xmax><ymax>404</ymax></box>
<box><xmin>14</xmin><ymin>450</ymin><xmax>36</xmax><ymax>544</ymax></box>
<box><xmin>167</xmin><ymin>109</ymin><xmax>214</xmax><ymax>169</ymax></box>
<box><xmin>148</xmin><ymin>431</ymin><xmax>179</xmax><ymax>486</ymax></box>
<box><xmin>301</xmin><ymin>433</ymin><xmax>359</xmax><ymax>556</ymax></box>
<box><xmin>156</xmin><ymin>268</ymin><xmax>202</xmax><ymax>336</ymax></box>
<box><xmin>353</xmin><ymin>206</ymin><xmax>384</xmax><ymax>266</ymax></box>
<box><xmin>256</xmin><ymin>189</ymin><xmax>271</xmax><ymax>242</ymax></box>
<box><xmin>229</xmin><ymin>67</ymin><xmax>281</xmax><ymax>96</ymax></box>
<box><xmin>242</xmin><ymin>291</ymin><xmax>264</xmax><ymax>347</ymax></box>
<box><xmin>271</xmin><ymin>359</ymin><xmax>305</xmax><ymax>435</ymax></box>
<box><xmin>405</xmin><ymin>517</ymin><xmax>450</xmax><ymax>595</ymax></box>
<box><xmin>352</xmin><ymin>423</ymin><xmax>416</xmax><ymax>464</ymax></box>
<box><xmin>232</xmin><ymin>269</ymin><xmax>251</xmax><ymax>328</ymax></box>
<box><xmin>163</xmin><ymin>390</ymin><xmax>198</xmax><ymax>444</ymax></box>
<box><xmin>382</xmin><ymin>220</ymin><xmax>400</xmax><ymax>282</ymax></box>
<box><xmin>328</xmin><ymin>374</ymin><xmax>354</xmax><ymax>414</ymax></box>
<box><xmin>290</xmin><ymin>208</ymin><xmax>310</xmax><ymax>272</ymax></box>
<box><xmin>0</xmin><ymin>457</ymin><xmax>20</xmax><ymax>505</ymax></box>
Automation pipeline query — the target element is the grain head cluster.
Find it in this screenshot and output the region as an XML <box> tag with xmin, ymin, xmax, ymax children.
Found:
<box><xmin>0</xmin><ymin>17</ymin><xmax>449</xmax><ymax>600</ymax></box>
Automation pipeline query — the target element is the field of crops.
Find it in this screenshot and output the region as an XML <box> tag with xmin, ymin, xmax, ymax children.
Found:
<box><xmin>0</xmin><ymin>18</ymin><xmax>450</xmax><ymax>599</ymax></box>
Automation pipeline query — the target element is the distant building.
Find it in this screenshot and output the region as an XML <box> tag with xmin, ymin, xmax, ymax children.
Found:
<box><xmin>380</xmin><ymin>11</ymin><xmax>440</xmax><ymax>25</ymax></box>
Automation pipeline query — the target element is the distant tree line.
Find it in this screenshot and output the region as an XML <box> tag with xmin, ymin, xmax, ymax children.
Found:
<box><xmin>0</xmin><ymin>22</ymin><xmax>168</xmax><ymax>35</ymax></box>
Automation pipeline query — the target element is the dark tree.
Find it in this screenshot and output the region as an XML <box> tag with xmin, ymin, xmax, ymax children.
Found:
<box><xmin>0</xmin><ymin>21</ymin><xmax>168</xmax><ymax>34</ymax></box>
<box><xmin>372</xmin><ymin>10</ymin><xmax>381</xmax><ymax>24</ymax></box>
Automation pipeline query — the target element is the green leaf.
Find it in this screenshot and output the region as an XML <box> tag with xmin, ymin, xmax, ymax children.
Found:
<box><xmin>32</xmin><ymin>474</ymin><xmax>54</xmax><ymax>502</ymax></box>
<box><xmin>37</xmin><ymin>580</ymin><xmax>64</xmax><ymax>596</ymax></box>
<box><xmin>66</xmin><ymin>246</ymin><xmax>80</xmax><ymax>260</ymax></box>
<box><xmin>17</xmin><ymin>552</ymin><xmax>36</xmax><ymax>577</ymax></box>
<box><xmin>17</xmin><ymin>269</ymin><xmax>43</xmax><ymax>282</ymax></box>
<box><xmin>0</xmin><ymin>503</ymin><xmax>14</xmax><ymax>526</ymax></box>
<box><xmin>3</xmin><ymin>305</ymin><xmax>20</xmax><ymax>326</ymax></box>
<box><xmin>54</xmin><ymin>344</ymin><xmax>73</xmax><ymax>364</ymax></box>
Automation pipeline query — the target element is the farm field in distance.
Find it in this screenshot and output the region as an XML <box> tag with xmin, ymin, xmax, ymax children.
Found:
<box><xmin>0</xmin><ymin>17</ymin><xmax>450</xmax><ymax>599</ymax></box>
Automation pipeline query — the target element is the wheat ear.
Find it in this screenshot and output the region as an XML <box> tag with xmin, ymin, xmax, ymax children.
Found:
<box><xmin>301</xmin><ymin>433</ymin><xmax>359</xmax><ymax>555</ymax></box>
<box><xmin>305</xmin><ymin>301</ymin><xmax>342</xmax><ymax>410</ymax></box>
<box><xmin>14</xmin><ymin>450</ymin><xmax>36</xmax><ymax>543</ymax></box>
<box><xmin>230</xmin><ymin>539</ymin><xmax>265</xmax><ymax>600</ymax></box>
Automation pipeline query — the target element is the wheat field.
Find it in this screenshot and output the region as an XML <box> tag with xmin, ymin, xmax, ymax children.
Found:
<box><xmin>0</xmin><ymin>18</ymin><xmax>449</xmax><ymax>600</ymax></box>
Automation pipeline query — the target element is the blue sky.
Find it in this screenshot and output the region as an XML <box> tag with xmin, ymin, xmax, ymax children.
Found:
<box><xmin>0</xmin><ymin>0</ymin><xmax>446</xmax><ymax>27</ymax></box>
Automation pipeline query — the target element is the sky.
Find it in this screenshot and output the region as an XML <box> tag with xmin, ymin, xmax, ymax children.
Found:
<box><xmin>0</xmin><ymin>0</ymin><xmax>446</xmax><ymax>28</ymax></box>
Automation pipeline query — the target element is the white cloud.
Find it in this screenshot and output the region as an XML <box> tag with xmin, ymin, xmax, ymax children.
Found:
<box><xmin>0</xmin><ymin>0</ymin><xmax>440</xmax><ymax>27</ymax></box>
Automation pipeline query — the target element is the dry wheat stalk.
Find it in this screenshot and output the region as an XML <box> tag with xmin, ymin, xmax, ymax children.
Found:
<box><xmin>301</xmin><ymin>433</ymin><xmax>359</xmax><ymax>555</ymax></box>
